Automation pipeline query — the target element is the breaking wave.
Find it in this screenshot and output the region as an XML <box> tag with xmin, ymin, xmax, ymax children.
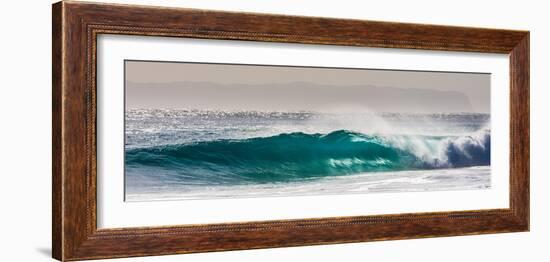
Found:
<box><xmin>125</xmin><ymin>129</ymin><xmax>490</xmax><ymax>185</ymax></box>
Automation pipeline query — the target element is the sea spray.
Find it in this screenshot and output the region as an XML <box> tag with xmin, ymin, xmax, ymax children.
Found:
<box><xmin>126</xmin><ymin>129</ymin><xmax>490</xmax><ymax>185</ymax></box>
<box><xmin>125</xmin><ymin>109</ymin><xmax>491</xmax><ymax>200</ymax></box>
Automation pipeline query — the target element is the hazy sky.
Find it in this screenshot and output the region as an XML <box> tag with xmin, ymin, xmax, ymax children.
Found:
<box><xmin>125</xmin><ymin>60</ymin><xmax>490</xmax><ymax>113</ymax></box>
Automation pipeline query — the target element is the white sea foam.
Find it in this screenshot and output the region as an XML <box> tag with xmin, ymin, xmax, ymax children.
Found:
<box><xmin>126</xmin><ymin>166</ymin><xmax>490</xmax><ymax>202</ymax></box>
<box><xmin>125</xmin><ymin>109</ymin><xmax>491</xmax><ymax>201</ymax></box>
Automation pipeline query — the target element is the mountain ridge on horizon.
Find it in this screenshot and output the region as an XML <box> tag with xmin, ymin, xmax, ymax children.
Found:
<box><xmin>125</xmin><ymin>81</ymin><xmax>478</xmax><ymax>114</ymax></box>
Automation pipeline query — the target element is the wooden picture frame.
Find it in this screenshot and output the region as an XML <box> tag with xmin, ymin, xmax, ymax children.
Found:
<box><xmin>52</xmin><ymin>1</ymin><xmax>529</xmax><ymax>261</ymax></box>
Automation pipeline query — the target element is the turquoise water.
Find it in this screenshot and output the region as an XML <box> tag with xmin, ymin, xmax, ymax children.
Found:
<box><xmin>125</xmin><ymin>110</ymin><xmax>490</xmax><ymax>200</ymax></box>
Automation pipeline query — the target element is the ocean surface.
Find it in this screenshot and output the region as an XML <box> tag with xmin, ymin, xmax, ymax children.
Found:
<box><xmin>125</xmin><ymin>109</ymin><xmax>491</xmax><ymax>201</ymax></box>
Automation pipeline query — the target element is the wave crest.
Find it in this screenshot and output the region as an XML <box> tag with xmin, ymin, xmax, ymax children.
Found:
<box><xmin>125</xmin><ymin>129</ymin><xmax>490</xmax><ymax>184</ymax></box>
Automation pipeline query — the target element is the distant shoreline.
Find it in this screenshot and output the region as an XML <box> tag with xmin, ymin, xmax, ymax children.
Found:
<box><xmin>125</xmin><ymin>108</ymin><xmax>491</xmax><ymax>116</ymax></box>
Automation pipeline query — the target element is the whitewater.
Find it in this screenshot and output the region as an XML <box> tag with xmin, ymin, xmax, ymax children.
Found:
<box><xmin>125</xmin><ymin>109</ymin><xmax>491</xmax><ymax>201</ymax></box>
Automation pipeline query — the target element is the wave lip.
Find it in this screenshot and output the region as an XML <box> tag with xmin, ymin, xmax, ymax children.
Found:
<box><xmin>125</xmin><ymin>129</ymin><xmax>490</xmax><ymax>185</ymax></box>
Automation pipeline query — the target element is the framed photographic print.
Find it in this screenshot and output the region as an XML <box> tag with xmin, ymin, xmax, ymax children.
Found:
<box><xmin>52</xmin><ymin>1</ymin><xmax>529</xmax><ymax>261</ymax></box>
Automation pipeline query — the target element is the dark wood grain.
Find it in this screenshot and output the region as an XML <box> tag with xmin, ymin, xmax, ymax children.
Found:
<box><xmin>52</xmin><ymin>1</ymin><xmax>530</xmax><ymax>261</ymax></box>
<box><xmin>509</xmin><ymin>34</ymin><xmax>530</xmax><ymax>226</ymax></box>
<box><xmin>52</xmin><ymin>2</ymin><xmax>63</xmax><ymax>259</ymax></box>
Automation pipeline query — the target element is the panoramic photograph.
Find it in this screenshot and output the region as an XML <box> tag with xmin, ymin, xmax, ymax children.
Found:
<box><xmin>124</xmin><ymin>60</ymin><xmax>491</xmax><ymax>201</ymax></box>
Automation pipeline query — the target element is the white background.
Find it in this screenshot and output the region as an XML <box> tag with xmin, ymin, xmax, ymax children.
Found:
<box><xmin>0</xmin><ymin>0</ymin><xmax>546</xmax><ymax>261</ymax></box>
